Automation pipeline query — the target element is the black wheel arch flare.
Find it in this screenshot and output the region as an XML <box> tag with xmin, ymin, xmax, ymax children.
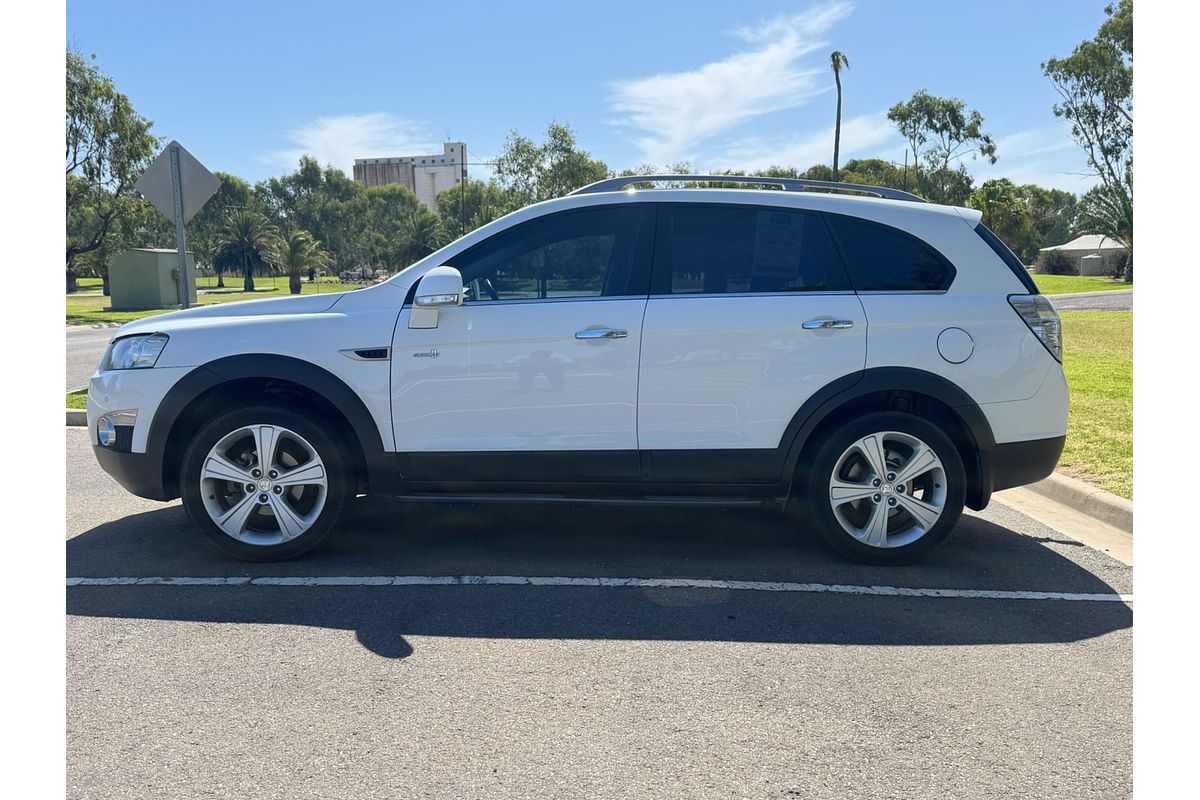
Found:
<box><xmin>148</xmin><ymin>354</ymin><xmax>398</xmax><ymax>500</ymax></box>
<box><xmin>781</xmin><ymin>366</ymin><xmax>997</xmax><ymax>510</ymax></box>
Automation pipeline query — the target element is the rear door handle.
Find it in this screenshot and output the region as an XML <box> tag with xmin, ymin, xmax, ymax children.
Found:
<box><xmin>575</xmin><ymin>327</ymin><xmax>628</xmax><ymax>340</ymax></box>
<box><xmin>802</xmin><ymin>319</ymin><xmax>854</xmax><ymax>330</ymax></box>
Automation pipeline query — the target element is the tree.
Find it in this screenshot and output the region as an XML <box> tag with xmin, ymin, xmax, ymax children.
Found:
<box><xmin>969</xmin><ymin>179</ymin><xmax>1022</xmax><ymax>233</ymax></box>
<box><xmin>1076</xmin><ymin>183</ymin><xmax>1132</xmax><ymax>279</ymax></box>
<box><xmin>829</xmin><ymin>51</ymin><xmax>850</xmax><ymax>181</ymax></box>
<box><xmin>435</xmin><ymin>180</ymin><xmax>511</xmax><ymax>239</ymax></box>
<box><xmin>1019</xmin><ymin>184</ymin><xmax>1078</xmax><ymax>251</ymax></box>
<box><xmin>399</xmin><ymin>210</ymin><xmax>449</xmax><ymax>265</ymax></box>
<box><xmin>186</xmin><ymin>172</ymin><xmax>258</xmax><ymax>288</ymax></box>
<box><xmin>493</xmin><ymin>122</ymin><xmax>609</xmax><ymax>207</ymax></box>
<box><xmin>256</xmin><ymin>157</ymin><xmax>372</xmax><ymax>274</ymax></box>
<box><xmin>213</xmin><ymin>209</ymin><xmax>280</xmax><ymax>292</ymax></box>
<box><xmin>66</xmin><ymin>48</ymin><xmax>158</xmax><ymax>291</ymax></box>
<box><xmin>275</xmin><ymin>230</ymin><xmax>330</xmax><ymax>294</ymax></box>
<box><xmin>887</xmin><ymin>90</ymin><xmax>996</xmax><ymax>202</ymax></box>
<box><xmin>364</xmin><ymin>183</ymin><xmax>424</xmax><ymax>267</ymax></box>
<box><xmin>969</xmin><ymin>179</ymin><xmax>1031</xmax><ymax>256</ymax></box>
<box><xmin>1042</xmin><ymin>0</ymin><xmax>1132</xmax><ymax>280</ymax></box>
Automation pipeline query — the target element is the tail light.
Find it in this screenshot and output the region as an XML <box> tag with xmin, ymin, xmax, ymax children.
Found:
<box><xmin>1008</xmin><ymin>294</ymin><xmax>1062</xmax><ymax>362</ymax></box>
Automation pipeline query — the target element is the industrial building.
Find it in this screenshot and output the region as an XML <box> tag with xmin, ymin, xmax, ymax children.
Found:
<box><xmin>353</xmin><ymin>142</ymin><xmax>467</xmax><ymax>211</ymax></box>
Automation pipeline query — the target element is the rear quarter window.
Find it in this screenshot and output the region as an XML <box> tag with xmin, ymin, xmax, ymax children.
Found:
<box><xmin>825</xmin><ymin>214</ymin><xmax>955</xmax><ymax>292</ymax></box>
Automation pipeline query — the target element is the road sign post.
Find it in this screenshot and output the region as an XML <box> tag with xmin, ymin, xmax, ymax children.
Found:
<box><xmin>168</xmin><ymin>144</ymin><xmax>191</xmax><ymax>308</ymax></box>
<box><xmin>134</xmin><ymin>141</ymin><xmax>221</xmax><ymax>310</ymax></box>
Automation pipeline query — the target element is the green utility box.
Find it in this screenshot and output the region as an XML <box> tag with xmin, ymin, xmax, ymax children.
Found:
<box><xmin>109</xmin><ymin>248</ymin><xmax>197</xmax><ymax>310</ymax></box>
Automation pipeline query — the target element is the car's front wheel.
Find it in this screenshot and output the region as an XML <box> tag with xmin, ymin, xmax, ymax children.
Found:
<box><xmin>180</xmin><ymin>406</ymin><xmax>351</xmax><ymax>561</ymax></box>
<box><xmin>803</xmin><ymin>411</ymin><xmax>966</xmax><ymax>564</ymax></box>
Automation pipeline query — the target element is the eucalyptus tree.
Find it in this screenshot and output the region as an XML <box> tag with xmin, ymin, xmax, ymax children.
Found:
<box><xmin>1043</xmin><ymin>0</ymin><xmax>1132</xmax><ymax>280</ymax></box>
<box><xmin>887</xmin><ymin>90</ymin><xmax>996</xmax><ymax>203</ymax></box>
<box><xmin>65</xmin><ymin>47</ymin><xmax>158</xmax><ymax>291</ymax></box>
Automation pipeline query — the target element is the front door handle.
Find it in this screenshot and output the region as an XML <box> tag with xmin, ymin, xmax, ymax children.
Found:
<box><xmin>575</xmin><ymin>327</ymin><xmax>628</xmax><ymax>340</ymax></box>
<box><xmin>802</xmin><ymin>319</ymin><xmax>855</xmax><ymax>330</ymax></box>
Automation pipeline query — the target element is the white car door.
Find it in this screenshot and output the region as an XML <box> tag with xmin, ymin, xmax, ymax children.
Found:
<box><xmin>637</xmin><ymin>203</ymin><xmax>867</xmax><ymax>483</ymax></box>
<box><xmin>391</xmin><ymin>204</ymin><xmax>656</xmax><ymax>482</ymax></box>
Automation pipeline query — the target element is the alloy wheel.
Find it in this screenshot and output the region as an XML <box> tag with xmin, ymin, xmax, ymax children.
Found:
<box><xmin>828</xmin><ymin>430</ymin><xmax>948</xmax><ymax>548</ymax></box>
<box><xmin>199</xmin><ymin>424</ymin><xmax>328</xmax><ymax>546</ymax></box>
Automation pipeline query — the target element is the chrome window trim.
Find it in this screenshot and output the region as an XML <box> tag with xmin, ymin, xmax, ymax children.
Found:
<box><xmin>406</xmin><ymin>294</ymin><xmax>645</xmax><ymax>309</ymax></box>
<box><xmin>646</xmin><ymin>290</ymin><xmax>859</xmax><ymax>300</ymax></box>
<box><xmin>853</xmin><ymin>289</ymin><xmax>951</xmax><ymax>296</ymax></box>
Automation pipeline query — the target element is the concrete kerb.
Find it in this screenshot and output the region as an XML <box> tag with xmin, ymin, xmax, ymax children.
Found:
<box><xmin>1043</xmin><ymin>289</ymin><xmax>1133</xmax><ymax>302</ymax></box>
<box><xmin>1023</xmin><ymin>472</ymin><xmax>1132</xmax><ymax>532</ymax></box>
<box><xmin>67</xmin><ymin>409</ymin><xmax>86</xmax><ymax>427</ymax></box>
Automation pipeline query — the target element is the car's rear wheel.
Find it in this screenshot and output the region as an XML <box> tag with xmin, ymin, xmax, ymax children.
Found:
<box><xmin>181</xmin><ymin>406</ymin><xmax>351</xmax><ymax>561</ymax></box>
<box><xmin>803</xmin><ymin>411</ymin><xmax>966</xmax><ymax>564</ymax></box>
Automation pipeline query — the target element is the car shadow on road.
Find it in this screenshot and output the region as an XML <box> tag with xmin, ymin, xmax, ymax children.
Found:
<box><xmin>67</xmin><ymin>497</ymin><xmax>1132</xmax><ymax>659</ymax></box>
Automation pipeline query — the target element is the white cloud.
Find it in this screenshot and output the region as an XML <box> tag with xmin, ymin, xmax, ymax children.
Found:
<box><xmin>971</xmin><ymin>160</ymin><xmax>1099</xmax><ymax>194</ymax></box>
<box><xmin>971</xmin><ymin>123</ymin><xmax>1098</xmax><ymax>193</ymax></box>
<box><xmin>708</xmin><ymin>111</ymin><xmax>896</xmax><ymax>173</ymax></box>
<box><xmin>265</xmin><ymin>113</ymin><xmax>438</xmax><ymax>174</ymax></box>
<box><xmin>608</xmin><ymin>3</ymin><xmax>853</xmax><ymax>164</ymax></box>
<box><xmin>992</xmin><ymin>124</ymin><xmax>1077</xmax><ymax>161</ymax></box>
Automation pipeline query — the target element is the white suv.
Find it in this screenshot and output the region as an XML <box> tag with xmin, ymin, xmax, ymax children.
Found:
<box><xmin>87</xmin><ymin>175</ymin><xmax>1067</xmax><ymax>564</ymax></box>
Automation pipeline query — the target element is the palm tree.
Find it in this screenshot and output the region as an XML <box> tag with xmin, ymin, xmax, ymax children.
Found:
<box><xmin>1077</xmin><ymin>183</ymin><xmax>1133</xmax><ymax>282</ymax></box>
<box><xmin>967</xmin><ymin>179</ymin><xmax>1021</xmax><ymax>235</ymax></box>
<box><xmin>830</xmin><ymin>51</ymin><xmax>850</xmax><ymax>181</ymax></box>
<box><xmin>213</xmin><ymin>209</ymin><xmax>279</xmax><ymax>292</ymax></box>
<box><xmin>276</xmin><ymin>229</ymin><xmax>330</xmax><ymax>294</ymax></box>
<box><xmin>402</xmin><ymin>212</ymin><xmax>448</xmax><ymax>264</ymax></box>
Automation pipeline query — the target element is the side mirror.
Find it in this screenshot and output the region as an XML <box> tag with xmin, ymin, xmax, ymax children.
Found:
<box><xmin>409</xmin><ymin>266</ymin><xmax>463</xmax><ymax>329</ymax></box>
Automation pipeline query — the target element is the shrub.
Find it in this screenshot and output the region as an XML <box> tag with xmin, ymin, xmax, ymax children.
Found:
<box><xmin>1108</xmin><ymin>252</ymin><xmax>1129</xmax><ymax>280</ymax></box>
<box><xmin>1036</xmin><ymin>250</ymin><xmax>1075</xmax><ymax>275</ymax></box>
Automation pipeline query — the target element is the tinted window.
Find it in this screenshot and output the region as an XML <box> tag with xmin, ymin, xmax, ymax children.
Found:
<box><xmin>657</xmin><ymin>205</ymin><xmax>850</xmax><ymax>295</ymax></box>
<box><xmin>826</xmin><ymin>214</ymin><xmax>955</xmax><ymax>291</ymax></box>
<box><xmin>448</xmin><ymin>206</ymin><xmax>646</xmax><ymax>302</ymax></box>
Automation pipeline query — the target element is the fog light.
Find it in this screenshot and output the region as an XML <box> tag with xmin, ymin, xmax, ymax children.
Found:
<box><xmin>97</xmin><ymin>416</ymin><xmax>116</xmax><ymax>447</ymax></box>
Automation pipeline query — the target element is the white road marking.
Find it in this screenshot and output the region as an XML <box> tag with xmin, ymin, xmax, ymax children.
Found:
<box><xmin>64</xmin><ymin>575</ymin><xmax>1132</xmax><ymax>602</ymax></box>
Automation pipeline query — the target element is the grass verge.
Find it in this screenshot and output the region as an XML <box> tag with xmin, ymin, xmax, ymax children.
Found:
<box><xmin>1033</xmin><ymin>274</ymin><xmax>1132</xmax><ymax>295</ymax></box>
<box><xmin>67</xmin><ymin>390</ymin><xmax>87</xmax><ymax>409</ymax></box>
<box><xmin>1058</xmin><ymin>310</ymin><xmax>1132</xmax><ymax>498</ymax></box>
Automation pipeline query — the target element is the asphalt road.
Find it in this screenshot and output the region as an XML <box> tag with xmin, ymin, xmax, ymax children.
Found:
<box><xmin>1047</xmin><ymin>289</ymin><xmax>1133</xmax><ymax>312</ymax></box>
<box><xmin>66</xmin><ymin>325</ymin><xmax>120</xmax><ymax>391</ymax></box>
<box><xmin>66</xmin><ymin>428</ymin><xmax>1132</xmax><ymax>799</ymax></box>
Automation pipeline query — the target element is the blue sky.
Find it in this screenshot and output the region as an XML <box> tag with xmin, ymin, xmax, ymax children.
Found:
<box><xmin>67</xmin><ymin>0</ymin><xmax>1109</xmax><ymax>193</ymax></box>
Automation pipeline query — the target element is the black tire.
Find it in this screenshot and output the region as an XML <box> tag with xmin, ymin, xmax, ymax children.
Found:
<box><xmin>180</xmin><ymin>405</ymin><xmax>352</xmax><ymax>561</ymax></box>
<box><xmin>801</xmin><ymin>411</ymin><xmax>966</xmax><ymax>564</ymax></box>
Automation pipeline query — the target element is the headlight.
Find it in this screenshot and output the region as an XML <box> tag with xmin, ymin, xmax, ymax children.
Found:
<box><xmin>104</xmin><ymin>333</ymin><xmax>169</xmax><ymax>370</ymax></box>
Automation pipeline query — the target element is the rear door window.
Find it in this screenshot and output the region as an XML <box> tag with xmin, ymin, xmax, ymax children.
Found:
<box><xmin>652</xmin><ymin>204</ymin><xmax>852</xmax><ymax>295</ymax></box>
<box><xmin>825</xmin><ymin>214</ymin><xmax>955</xmax><ymax>291</ymax></box>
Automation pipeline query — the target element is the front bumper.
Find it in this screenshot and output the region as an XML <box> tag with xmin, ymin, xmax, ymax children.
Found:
<box><xmin>93</xmin><ymin>445</ymin><xmax>172</xmax><ymax>501</ymax></box>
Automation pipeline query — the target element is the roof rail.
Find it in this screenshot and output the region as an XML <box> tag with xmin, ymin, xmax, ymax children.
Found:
<box><xmin>569</xmin><ymin>174</ymin><xmax>926</xmax><ymax>203</ymax></box>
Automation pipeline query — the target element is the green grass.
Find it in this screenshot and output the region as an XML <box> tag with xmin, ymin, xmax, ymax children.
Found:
<box><xmin>1058</xmin><ymin>310</ymin><xmax>1132</xmax><ymax>498</ymax></box>
<box><xmin>66</xmin><ymin>390</ymin><xmax>87</xmax><ymax>409</ymax></box>
<box><xmin>66</xmin><ymin>276</ymin><xmax>360</xmax><ymax>326</ymax></box>
<box><xmin>1033</xmin><ymin>274</ymin><xmax>1132</xmax><ymax>295</ymax></box>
